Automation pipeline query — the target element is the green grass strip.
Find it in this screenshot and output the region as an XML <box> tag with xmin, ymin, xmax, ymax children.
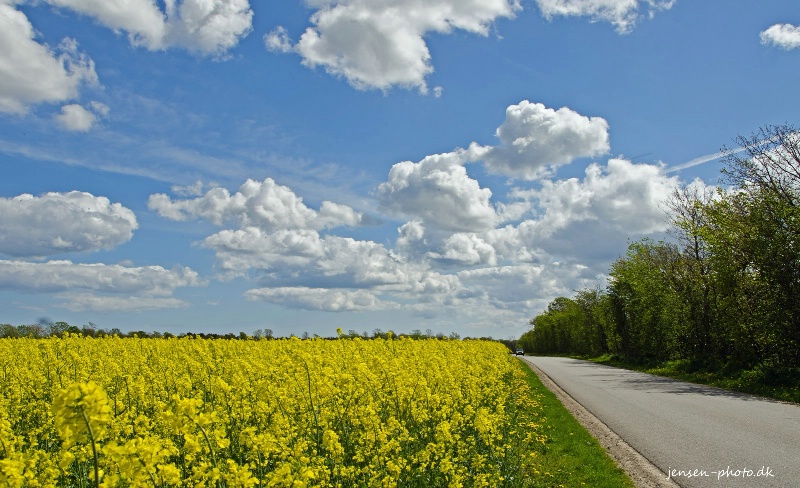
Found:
<box><xmin>514</xmin><ymin>360</ymin><xmax>635</xmax><ymax>488</ymax></box>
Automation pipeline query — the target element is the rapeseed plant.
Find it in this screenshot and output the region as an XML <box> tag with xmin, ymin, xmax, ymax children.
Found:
<box><xmin>0</xmin><ymin>335</ymin><xmax>546</xmax><ymax>487</ymax></box>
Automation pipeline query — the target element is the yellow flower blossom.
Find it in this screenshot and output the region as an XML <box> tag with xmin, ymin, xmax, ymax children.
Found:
<box><xmin>0</xmin><ymin>336</ymin><xmax>546</xmax><ymax>487</ymax></box>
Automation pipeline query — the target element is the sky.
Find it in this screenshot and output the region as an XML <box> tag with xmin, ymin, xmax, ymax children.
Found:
<box><xmin>1</xmin><ymin>0</ymin><xmax>799</xmax><ymax>338</ymax></box>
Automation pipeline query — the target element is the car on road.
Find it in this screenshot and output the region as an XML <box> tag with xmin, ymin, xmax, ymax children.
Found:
<box><xmin>515</xmin><ymin>349</ymin><xmax>524</xmax><ymax>356</ymax></box>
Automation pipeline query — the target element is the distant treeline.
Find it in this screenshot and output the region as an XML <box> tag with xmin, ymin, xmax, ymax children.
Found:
<box><xmin>0</xmin><ymin>321</ymin><xmax>518</xmax><ymax>350</ymax></box>
<box><xmin>519</xmin><ymin>125</ymin><xmax>800</xmax><ymax>377</ymax></box>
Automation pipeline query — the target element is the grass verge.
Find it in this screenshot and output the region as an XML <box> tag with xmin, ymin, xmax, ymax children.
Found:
<box><xmin>585</xmin><ymin>355</ymin><xmax>800</xmax><ymax>404</ymax></box>
<box><xmin>515</xmin><ymin>360</ymin><xmax>635</xmax><ymax>488</ymax></box>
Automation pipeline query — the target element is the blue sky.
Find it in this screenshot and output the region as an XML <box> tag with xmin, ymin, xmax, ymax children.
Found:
<box><xmin>1</xmin><ymin>0</ymin><xmax>799</xmax><ymax>338</ymax></box>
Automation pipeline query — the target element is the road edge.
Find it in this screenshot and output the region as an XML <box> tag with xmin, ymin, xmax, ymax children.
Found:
<box><xmin>519</xmin><ymin>356</ymin><xmax>682</xmax><ymax>488</ymax></box>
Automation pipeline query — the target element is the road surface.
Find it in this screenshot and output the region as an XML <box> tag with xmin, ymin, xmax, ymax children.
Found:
<box><xmin>523</xmin><ymin>356</ymin><xmax>800</xmax><ymax>488</ymax></box>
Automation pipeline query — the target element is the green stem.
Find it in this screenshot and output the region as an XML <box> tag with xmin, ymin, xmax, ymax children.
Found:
<box><xmin>186</xmin><ymin>414</ymin><xmax>217</xmax><ymax>469</ymax></box>
<box><xmin>138</xmin><ymin>457</ymin><xmax>158</xmax><ymax>487</ymax></box>
<box><xmin>299</xmin><ymin>358</ymin><xmax>321</xmax><ymax>449</ymax></box>
<box><xmin>0</xmin><ymin>438</ymin><xmax>8</xmax><ymax>457</ymax></box>
<box><xmin>80</xmin><ymin>409</ymin><xmax>100</xmax><ymax>488</ymax></box>
<box><xmin>191</xmin><ymin>418</ymin><xmax>221</xmax><ymax>488</ymax></box>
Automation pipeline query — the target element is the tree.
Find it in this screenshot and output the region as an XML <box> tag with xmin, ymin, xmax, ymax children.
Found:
<box><xmin>607</xmin><ymin>239</ymin><xmax>684</xmax><ymax>361</ymax></box>
<box><xmin>721</xmin><ymin>124</ymin><xmax>800</xmax><ymax>208</ymax></box>
<box><xmin>0</xmin><ymin>324</ymin><xmax>18</xmax><ymax>338</ymax></box>
<box><xmin>701</xmin><ymin>187</ymin><xmax>800</xmax><ymax>368</ymax></box>
<box><xmin>49</xmin><ymin>321</ymin><xmax>70</xmax><ymax>336</ymax></box>
<box><xmin>665</xmin><ymin>184</ymin><xmax>719</xmax><ymax>361</ymax></box>
<box><xmin>524</xmin><ymin>296</ymin><xmax>588</xmax><ymax>355</ymax></box>
<box><xmin>573</xmin><ymin>287</ymin><xmax>610</xmax><ymax>356</ymax></box>
<box><xmin>708</xmin><ymin>124</ymin><xmax>800</xmax><ymax>368</ymax></box>
<box><xmin>17</xmin><ymin>323</ymin><xmax>46</xmax><ymax>338</ymax></box>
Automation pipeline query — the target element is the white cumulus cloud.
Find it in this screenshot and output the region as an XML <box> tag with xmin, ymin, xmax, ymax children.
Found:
<box><xmin>245</xmin><ymin>286</ymin><xmax>390</xmax><ymax>312</ymax></box>
<box><xmin>264</xmin><ymin>26</ymin><xmax>293</xmax><ymax>53</ymax></box>
<box><xmin>760</xmin><ymin>23</ymin><xmax>800</xmax><ymax>50</ymax></box>
<box><xmin>0</xmin><ymin>260</ymin><xmax>205</xmax><ymax>295</ymax></box>
<box><xmin>535</xmin><ymin>0</ymin><xmax>675</xmax><ymax>33</ymax></box>
<box><xmin>525</xmin><ymin>158</ymin><xmax>680</xmax><ymax>235</ymax></box>
<box><xmin>275</xmin><ymin>0</ymin><xmax>521</xmax><ymax>92</ymax></box>
<box><xmin>483</xmin><ymin>101</ymin><xmax>610</xmax><ymax>180</ymax></box>
<box><xmin>0</xmin><ymin>260</ymin><xmax>205</xmax><ymax>312</ymax></box>
<box><xmin>58</xmin><ymin>293</ymin><xmax>190</xmax><ymax>312</ymax></box>
<box><xmin>0</xmin><ymin>191</ymin><xmax>138</xmax><ymax>258</ymax></box>
<box><xmin>403</xmin><ymin>158</ymin><xmax>687</xmax><ymax>270</ymax></box>
<box><xmin>0</xmin><ymin>5</ymin><xmax>97</xmax><ymax>114</ymax></box>
<box><xmin>458</xmin><ymin>262</ymin><xmax>593</xmax><ymax>310</ymax></box>
<box><xmin>171</xmin><ymin>180</ymin><xmax>206</xmax><ymax>197</ymax></box>
<box><xmin>148</xmin><ymin>178</ymin><xmax>362</xmax><ymax>231</ymax></box>
<box><xmin>396</xmin><ymin>220</ymin><xmax>426</xmax><ymax>256</ymax></box>
<box><xmin>377</xmin><ymin>148</ymin><xmax>500</xmax><ymax>232</ymax></box>
<box><xmin>435</xmin><ymin>233</ymin><xmax>498</xmax><ymax>266</ymax></box>
<box><xmin>204</xmin><ymin>227</ymin><xmax>414</xmax><ymax>287</ymax></box>
<box><xmin>54</xmin><ymin>103</ymin><xmax>101</xmax><ymax>131</ymax></box>
<box><xmin>491</xmin><ymin>158</ymin><xmax>689</xmax><ymax>264</ymax></box>
<box><xmin>44</xmin><ymin>0</ymin><xmax>253</xmax><ymax>57</ymax></box>
<box><xmin>269</xmin><ymin>0</ymin><xmax>672</xmax><ymax>93</ymax></box>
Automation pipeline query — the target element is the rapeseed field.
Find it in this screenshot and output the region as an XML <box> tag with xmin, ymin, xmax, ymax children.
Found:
<box><xmin>0</xmin><ymin>334</ymin><xmax>545</xmax><ymax>487</ymax></box>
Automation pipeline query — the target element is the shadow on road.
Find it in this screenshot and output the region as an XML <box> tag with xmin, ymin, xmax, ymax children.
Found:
<box><xmin>554</xmin><ymin>358</ymin><xmax>789</xmax><ymax>404</ymax></box>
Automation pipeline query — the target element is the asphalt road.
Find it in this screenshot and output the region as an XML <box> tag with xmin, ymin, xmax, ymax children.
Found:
<box><xmin>524</xmin><ymin>357</ymin><xmax>800</xmax><ymax>488</ymax></box>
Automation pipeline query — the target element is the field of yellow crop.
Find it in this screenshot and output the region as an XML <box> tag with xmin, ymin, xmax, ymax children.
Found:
<box><xmin>0</xmin><ymin>335</ymin><xmax>545</xmax><ymax>487</ymax></box>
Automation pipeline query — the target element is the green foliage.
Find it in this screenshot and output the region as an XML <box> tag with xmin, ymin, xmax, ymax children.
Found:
<box><xmin>521</xmin><ymin>291</ymin><xmax>609</xmax><ymax>358</ymax></box>
<box><xmin>608</xmin><ymin>239</ymin><xmax>684</xmax><ymax>361</ymax></box>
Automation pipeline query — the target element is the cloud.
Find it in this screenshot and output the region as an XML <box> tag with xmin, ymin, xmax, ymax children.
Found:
<box><xmin>89</xmin><ymin>100</ymin><xmax>110</xmax><ymax>116</ymax></box>
<box><xmin>458</xmin><ymin>262</ymin><xmax>593</xmax><ymax>310</ymax></box>
<box><xmin>245</xmin><ymin>286</ymin><xmax>390</xmax><ymax>312</ymax></box>
<box><xmin>0</xmin><ymin>260</ymin><xmax>205</xmax><ymax>295</ymax></box>
<box><xmin>0</xmin><ymin>5</ymin><xmax>97</xmax><ymax>114</ymax></box>
<box><xmin>148</xmin><ymin>176</ymin><xmax>473</xmax><ymax>310</ymax></box>
<box><xmin>376</xmin><ymin>101</ymin><xmax>609</xmax><ymax>235</ymax></box>
<box><xmin>204</xmin><ymin>227</ymin><xmax>415</xmax><ymax>287</ymax></box>
<box><xmin>269</xmin><ymin>1</ymin><xmax>673</xmax><ymax>93</ymax></box>
<box><xmin>54</xmin><ymin>102</ymin><xmax>108</xmax><ymax>131</ymax></box>
<box><xmin>264</xmin><ymin>26</ymin><xmax>293</xmax><ymax>53</ymax></box>
<box><xmin>526</xmin><ymin>158</ymin><xmax>680</xmax><ymax>235</ymax></box>
<box><xmin>150</xmin><ymin>178</ymin><xmax>438</xmax><ymax>304</ymax></box>
<box><xmin>396</xmin><ymin>220</ymin><xmax>427</xmax><ymax>256</ymax></box>
<box><xmin>171</xmin><ymin>180</ymin><xmax>206</xmax><ymax>197</ymax></box>
<box><xmin>57</xmin><ymin>294</ymin><xmax>190</xmax><ymax>312</ymax></box>
<box><xmin>274</xmin><ymin>0</ymin><xmax>521</xmax><ymax>92</ymax></box>
<box><xmin>144</xmin><ymin>144</ymin><xmax>700</xmax><ymax>328</ymax></box>
<box><xmin>163</xmin><ymin>0</ymin><xmax>253</xmax><ymax>57</ymax></box>
<box><xmin>43</xmin><ymin>0</ymin><xmax>253</xmax><ymax>57</ymax></box>
<box><xmin>760</xmin><ymin>23</ymin><xmax>800</xmax><ymax>50</ymax></box>
<box><xmin>148</xmin><ymin>178</ymin><xmax>362</xmax><ymax>231</ymax></box>
<box><xmin>535</xmin><ymin>0</ymin><xmax>675</xmax><ymax>34</ymax></box>
<box><xmin>0</xmin><ymin>191</ymin><xmax>138</xmax><ymax>258</ymax></box>
<box><xmin>377</xmin><ymin>148</ymin><xmax>500</xmax><ymax>232</ymax></box>
<box><xmin>434</xmin><ymin>233</ymin><xmax>498</xmax><ymax>266</ymax></box>
<box><xmin>410</xmin><ymin>158</ymin><xmax>685</xmax><ymax>268</ymax></box>
<box><xmin>46</xmin><ymin>0</ymin><xmax>166</xmax><ymax>49</ymax></box>
<box><xmin>0</xmin><ymin>259</ymin><xmax>205</xmax><ymax>312</ymax></box>
<box><xmin>483</xmin><ymin>101</ymin><xmax>610</xmax><ymax>180</ymax></box>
